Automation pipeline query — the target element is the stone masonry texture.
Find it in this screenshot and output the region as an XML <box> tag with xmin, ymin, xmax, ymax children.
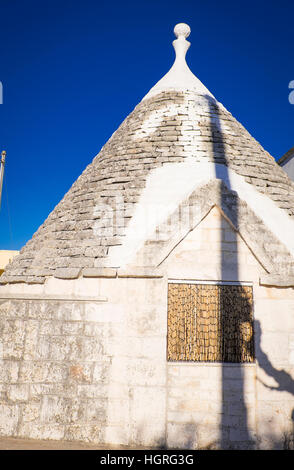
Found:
<box><xmin>1</xmin><ymin>91</ymin><xmax>294</xmax><ymax>284</ymax></box>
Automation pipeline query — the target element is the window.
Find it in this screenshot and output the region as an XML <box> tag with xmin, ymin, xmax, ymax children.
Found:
<box><xmin>167</xmin><ymin>282</ymin><xmax>254</xmax><ymax>363</ymax></box>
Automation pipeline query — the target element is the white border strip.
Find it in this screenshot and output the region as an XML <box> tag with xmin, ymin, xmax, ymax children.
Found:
<box><xmin>0</xmin><ymin>294</ymin><xmax>108</xmax><ymax>302</ymax></box>
<box><xmin>168</xmin><ymin>279</ymin><xmax>253</xmax><ymax>286</ymax></box>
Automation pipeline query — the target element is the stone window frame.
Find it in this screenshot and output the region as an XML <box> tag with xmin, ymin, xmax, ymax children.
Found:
<box><xmin>167</xmin><ymin>279</ymin><xmax>255</xmax><ymax>364</ymax></box>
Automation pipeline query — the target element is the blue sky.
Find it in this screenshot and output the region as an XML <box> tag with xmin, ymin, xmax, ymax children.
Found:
<box><xmin>0</xmin><ymin>0</ymin><xmax>293</xmax><ymax>250</ymax></box>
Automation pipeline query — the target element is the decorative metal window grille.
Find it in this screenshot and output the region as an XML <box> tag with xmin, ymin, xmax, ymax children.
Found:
<box><xmin>167</xmin><ymin>282</ymin><xmax>254</xmax><ymax>363</ymax></box>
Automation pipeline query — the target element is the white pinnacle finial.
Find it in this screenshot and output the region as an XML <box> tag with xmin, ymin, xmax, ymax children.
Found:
<box><xmin>172</xmin><ymin>23</ymin><xmax>191</xmax><ymax>66</ymax></box>
<box><xmin>142</xmin><ymin>22</ymin><xmax>214</xmax><ymax>100</ymax></box>
<box><xmin>174</xmin><ymin>23</ymin><xmax>191</xmax><ymax>39</ymax></box>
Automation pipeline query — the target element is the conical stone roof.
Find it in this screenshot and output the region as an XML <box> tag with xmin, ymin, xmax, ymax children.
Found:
<box><xmin>1</xmin><ymin>23</ymin><xmax>294</xmax><ymax>285</ymax></box>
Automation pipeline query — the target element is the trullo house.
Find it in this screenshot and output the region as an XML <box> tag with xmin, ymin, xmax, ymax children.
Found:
<box><xmin>1</xmin><ymin>23</ymin><xmax>294</xmax><ymax>450</ymax></box>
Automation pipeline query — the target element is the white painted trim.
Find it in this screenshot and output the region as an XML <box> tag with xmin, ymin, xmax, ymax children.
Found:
<box><xmin>168</xmin><ymin>279</ymin><xmax>253</xmax><ymax>286</ymax></box>
<box><xmin>167</xmin><ymin>362</ymin><xmax>256</xmax><ymax>367</ymax></box>
<box><xmin>108</xmin><ymin>161</ymin><xmax>294</xmax><ymax>267</ymax></box>
<box><xmin>0</xmin><ymin>294</ymin><xmax>108</xmax><ymax>302</ymax></box>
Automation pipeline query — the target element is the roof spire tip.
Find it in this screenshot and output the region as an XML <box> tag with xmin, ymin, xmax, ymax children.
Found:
<box><xmin>142</xmin><ymin>21</ymin><xmax>214</xmax><ymax>100</ymax></box>
<box><xmin>174</xmin><ymin>23</ymin><xmax>191</xmax><ymax>39</ymax></box>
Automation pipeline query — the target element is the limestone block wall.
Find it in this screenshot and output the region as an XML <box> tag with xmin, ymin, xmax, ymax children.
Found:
<box><xmin>253</xmin><ymin>283</ymin><xmax>294</xmax><ymax>449</ymax></box>
<box><xmin>0</xmin><ymin>207</ymin><xmax>294</xmax><ymax>449</ymax></box>
<box><xmin>0</xmin><ymin>276</ymin><xmax>168</xmax><ymax>447</ymax></box>
<box><xmin>162</xmin><ymin>207</ymin><xmax>294</xmax><ymax>449</ymax></box>
<box><xmin>0</xmin><ymin>298</ymin><xmax>114</xmax><ymax>442</ymax></box>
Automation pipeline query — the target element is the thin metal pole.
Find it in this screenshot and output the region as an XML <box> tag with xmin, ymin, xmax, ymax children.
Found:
<box><xmin>0</xmin><ymin>150</ymin><xmax>6</xmax><ymax>210</ymax></box>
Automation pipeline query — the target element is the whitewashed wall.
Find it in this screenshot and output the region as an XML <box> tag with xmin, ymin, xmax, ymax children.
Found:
<box><xmin>0</xmin><ymin>208</ymin><xmax>294</xmax><ymax>449</ymax></box>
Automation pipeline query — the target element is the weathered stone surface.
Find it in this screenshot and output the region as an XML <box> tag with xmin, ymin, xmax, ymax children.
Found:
<box><xmin>260</xmin><ymin>274</ymin><xmax>294</xmax><ymax>287</ymax></box>
<box><xmin>54</xmin><ymin>268</ymin><xmax>81</xmax><ymax>279</ymax></box>
<box><xmin>82</xmin><ymin>267</ymin><xmax>117</xmax><ymax>278</ymax></box>
<box><xmin>0</xmin><ymin>405</ymin><xmax>19</xmax><ymax>436</ymax></box>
